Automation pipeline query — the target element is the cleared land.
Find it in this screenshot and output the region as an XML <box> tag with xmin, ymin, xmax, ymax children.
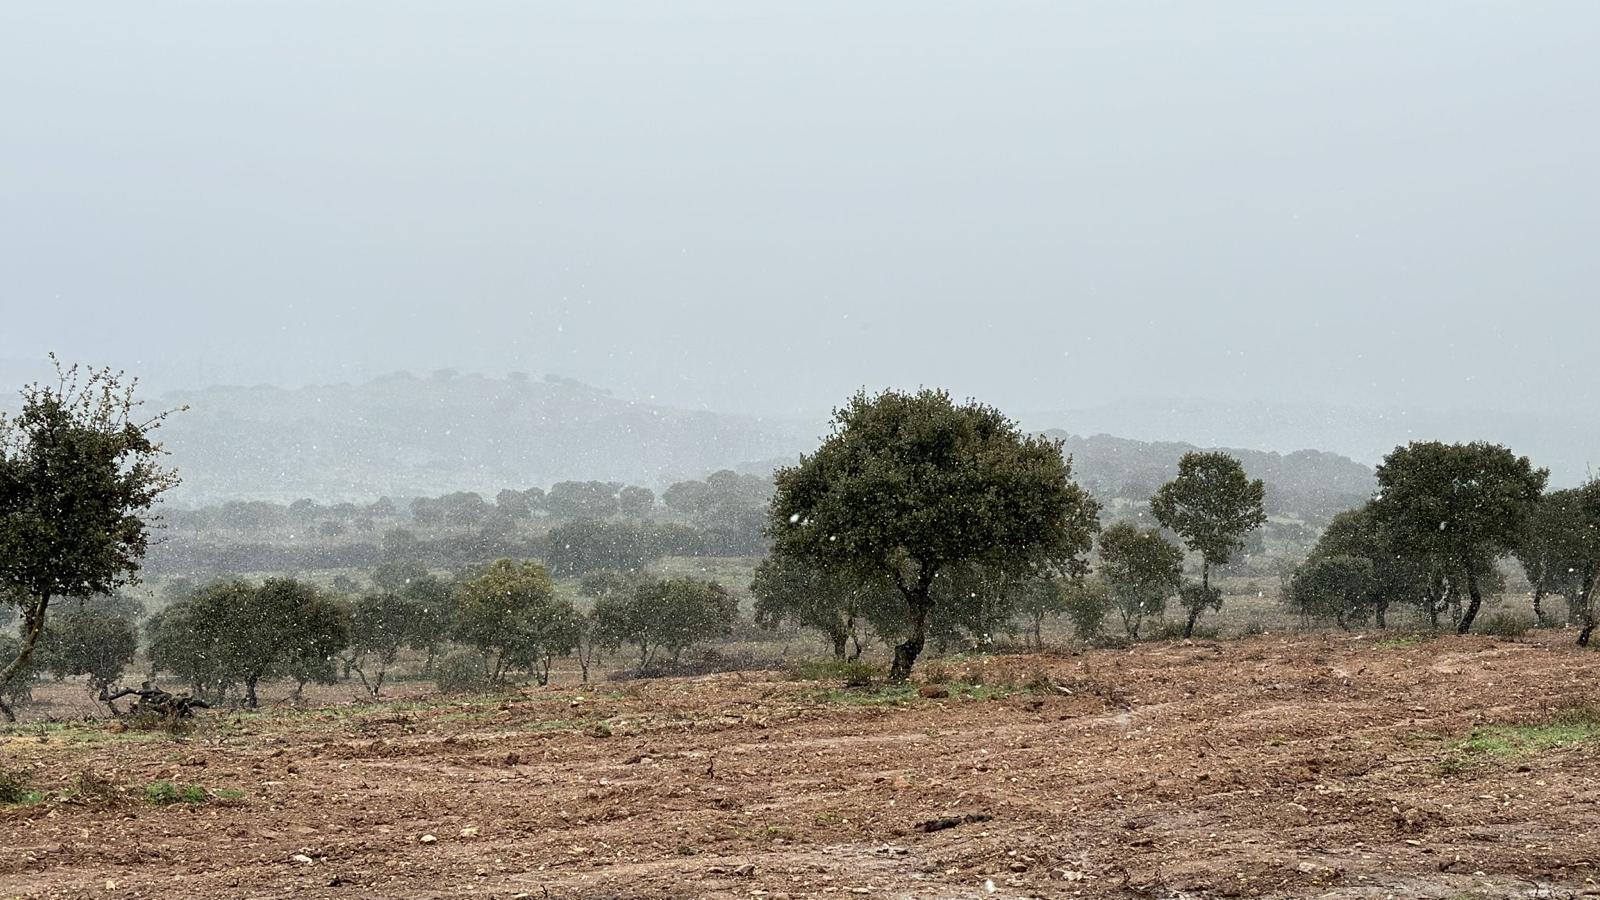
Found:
<box><xmin>4</xmin><ymin>632</ymin><xmax>1600</xmax><ymax>899</ymax></box>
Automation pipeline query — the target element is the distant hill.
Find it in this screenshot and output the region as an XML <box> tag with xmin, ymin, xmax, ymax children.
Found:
<box><xmin>151</xmin><ymin>372</ymin><xmax>815</xmax><ymax>503</ymax></box>
<box><xmin>1045</xmin><ymin>431</ymin><xmax>1374</xmax><ymax>522</ymax></box>
<box><xmin>1028</xmin><ymin>398</ymin><xmax>1595</xmax><ymax>488</ymax></box>
<box><xmin>5</xmin><ymin>370</ymin><xmax>1381</xmax><ymax>519</ymax></box>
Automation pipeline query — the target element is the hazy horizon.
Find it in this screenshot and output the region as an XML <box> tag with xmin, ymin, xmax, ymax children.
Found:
<box><xmin>5</xmin><ymin>4</ymin><xmax>1597</xmax><ymax>448</ymax></box>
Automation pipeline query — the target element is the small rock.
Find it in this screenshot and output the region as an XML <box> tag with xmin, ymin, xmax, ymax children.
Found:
<box><xmin>918</xmin><ymin>684</ymin><xmax>950</xmax><ymax>699</ymax></box>
<box><xmin>290</xmin><ymin>854</ymin><xmax>315</xmax><ymax>865</ymax></box>
<box><xmin>733</xmin><ymin>863</ymin><xmax>757</xmax><ymax>877</ymax></box>
<box><xmin>459</xmin><ymin>826</ymin><xmax>479</xmax><ymax>838</ymax></box>
<box><xmin>419</xmin><ymin>834</ymin><xmax>438</xmax><ymax>844</ymax></box>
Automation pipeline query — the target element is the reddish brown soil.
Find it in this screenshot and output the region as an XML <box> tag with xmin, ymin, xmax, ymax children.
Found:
<box><xmin>4</xmin><ymin>632</ymin><xmax>1600</xmax><ymax>899</ymax></box>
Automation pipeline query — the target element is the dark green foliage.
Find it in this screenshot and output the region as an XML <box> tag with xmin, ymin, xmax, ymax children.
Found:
<box><xmin>543</xmin><ymin>519</ymin><xmax>698</xmax><ymax>577</ymax></box>
<box><xmin>1287</xmin><ymin>555</ymin><xmax>1377</xmax><ymax>630</ymax></box>
<box><xmin>1372</xmin><ymin>442</ymin><xmax>1547</xmax><ymax>635</ymax></box>
<box><xmin>751</xmin><ymin>556</ymin><xmax>899</xmax><ymax>660</ymax></box>
<box><xmin>347</xmin><ymin>592</ymin><xmax>429</xmax><ymax>697</ymax></box>
<box><xmin>1060</xmin><ymin>577</ymin><xmax>1115</xmax><ymax>642</ymax></box>
<box><xmin>1096</xmin><ymin>522</ymin><xmax>1183</xmax><ymax>639</ymax></box>
<box><xmin>593</xmin><ymin>576</ymin><xmax>739</xmax><ymax>670</ymax></box>
<box><xmin>0</xmin><ymin>766</ymin><xmax>33</xmax><ymax>805</ymax></box>
<box><xmin>768</xmin><ymin>389</ymin><xmax>1099</xmax><ymax>680</ymax></box>
<box><xmin>1015</xmin><ymin>575</ymin><xmax>1074</xmax><ymax>648</ymax></box>
<box><xmin>453</xmin><ymin>559</ymin><xmax>577</xmax><ymax>685</ymax></box>
<box><xmin>1150</xmin><ymin>451</ymin><xmax>1266</xmax><ymax>637</ymax></box>
<box><xmin>0</xmin><ymin>360</ymin><xmax>180</xmax><ymax>720</ymax></box>
<box><xmin>37</xmin><ymin>595</ymin><xmax>140</xmax><ymax>695</ymax></box>
<box><xmin>370</xmin><ymin>560</ymin><xmax>457</xmax><ymax>667</ymax></box>
<box><xmin>662</xmin><ymin>470</ymin><xmax>773</xmax><ymax>555</ymax></box>
<box><xmin>1515</xmin><ymin>484</ymin><xmax>1600</xmax><ymax>634</ymax></box>
<box><xmin>433</xmin><ymin>649</ymin><xmax>494</xmax><ymax>694</ymax></box>
<box><xmin>147</xmin><ymin>579</ymin><xmax>351</xmax><ymax>707</ymax></box>
<box><xmin>927</xmin><ymin>564</ymin><xmax>1037</xmax><ymax>652</ymax></box>
<box><xmin>618</xmin><ymin>485</ymin><xmax>655</xmax><ymax>517</ymax></box>
<box><xmin>0</xmin><ymin>634</ymin><xmax>38</xmax><ymax>709</ymax></box>
<box><xmin>546</xmin><ymin>481</ymin><xmax>622</xmax><ymax>519</ymax></box>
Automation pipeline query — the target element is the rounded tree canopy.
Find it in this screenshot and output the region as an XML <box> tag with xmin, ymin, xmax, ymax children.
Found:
<box><xmin>767</xmin><ymin>388</ymin><xmax>1100</xmax><ymax>589</ymax></box>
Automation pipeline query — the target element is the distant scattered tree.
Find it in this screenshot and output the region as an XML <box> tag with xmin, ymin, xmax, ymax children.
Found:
<box><xmin>768</xmin><ymin>389</ymin><xmax>1099</xmax><ymax>680</ymax></box>
<box><xmin>1150</xmin><ymin>451</ymin><xmax>1266</xmax><ymax>637</ymax></box>
<box><xmin>410</xmin><ymin>497</ymin><xmax>443</xmax><ymax>526</ymax></box>
<box><xmin>496</xmin><ymin>488</ymin><xmax>534</xmax><ymax>520</ymax></box>
<box><xmin>751</xmin><ymin>555</ymin><xmax>899</xmax><ymax>659</ymax></box>
<box><xmin>594</xmin><ymin>576</ymin><xmax>738</xmax><ymax>669</ymax></box>
<box><xmin>1059</xmin><ymin>577</ymin><xmax>1115</xmax><ymax>642</ymax></box>
<box><xmin>438</xmin><ymin>492</ymin><xmax>490</xmax><ymax>529</ymax></box>
<box><xmin>1096</xmin><ymin>522</ymin><xmax>1184</xmax><ymax>639</ymax></box>
<box><xmin>453</xmin><ymin>559</ymin><xmax>575</xmax><ymax>685</ymax></box>
<box><xmin>1371</xmin><ymin>442</ymin><xmax>1547</xmax><ymax>635</ymax></box>
<box><xmin>929</xmin><ymin>564</ymin><xmax>1033</xmax><ymax>652</ymax></box>
<box><xmin>381</xmin><ymin>528</ymin><xmax>422</xmax><ymax>560</ymax></box>
<box><xmin>347</xmin><ymin>593</ymin><xmax>428</xmax><ymax>697</ymax></box>
<box><xmin>618</xmin><ymin>485</ymin><xmax>655</xmax><ymax>518</ymax></box>
<box><xmin>544</xmin><ymin>519</ymin><xmax>682</xmax><ymax>576</ymax></box>
<box><xmin>1515</xmin><ymin>486</ymin><xmax>1600</xmax><ymax>632</ymax></box>
<box><xmin>1287</xmin><ymin>555</ymin><xmax>1377</xmax><ymax>630</ymax></box>
<box><xmin>148</xmin><ymin>578</ymin><xmax>349</xmax><ymax>707</ymax></box>
<box><xmin>1012</xmin><ymin>575</ymin><xmax>1072</xmax><ymax>648</ymax></box>
<box><xmin>37</xmin><ymin>595</ymin><xmax>141</xmax><ymax>699</ymax></box>
<box><xmin>0</xmin><ymin>360</ymin><xmax>180</xmax><ymax>721</ymax></box>
<box><xmin>546</xmin><ymin>481</ymin><xmax>621</xmax><ymax>520</ymax></box>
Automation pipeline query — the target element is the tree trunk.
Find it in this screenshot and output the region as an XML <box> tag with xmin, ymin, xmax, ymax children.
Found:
<box><xmin>1531</xmin><ymin>585</ymin><xmax>1547</xmax><ymax>625</ymax></box>
<box><xmin>889</xmin><ymin>587</ymin><xmax>931</xmax><ymax>682</ymax></box>
<box><xmin>1578</xmin><ymin>576</ymin><xmax>1597</xmax><ymax>648</ymax></box>
<box><xmin>1184</xmin><ymin>563</ymin><xmax>1210</xmax><ymax>638</ymax></box>
<box><xmin>1374</xmin><ymin>598</ymin><xmax>1388</xmax><ymax>630</ymax></box>
<box><xmin>245</xmin><ymin>676</ymin><xmax>260</xmax><ymax>709</ymax></box>
<box><xmin>1458</xmin><ymin>565</ymin><xmax>1483</xmax><ymax>635</ymax></box>
<box><xmin>830</xmin><ymin>630</ymin><xmax>848</xmax><ymax>661</ymax></box>
<box><xmin>0</xmin><ymin>597</ymin><xmax>49</xmax><ymax>723</ymax></box>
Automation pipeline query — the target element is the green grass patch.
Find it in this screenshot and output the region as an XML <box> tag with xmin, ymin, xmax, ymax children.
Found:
<box><xmin>784</xmin><ymin>657</ymin><xmax>882</xmax><ymax>686</ymax></box>
<box><xmin>144</xmin><ymin>781</ymin><xmax>218</xmax><ymax>805</ymax></box>
<box><xmin>1376</xmin><ymin>633</ymin><xmax>1428</xmax><ymax>649</ymax></box>
<box><xmin>1441</xmin><ymin>709</ymin><xmax>1600</xmax><ymax>772</ymax></box>
<box><xmin>809</xmin><ymin>680</ymin><xmax>1020</xmax><ymax>707</ymax></box>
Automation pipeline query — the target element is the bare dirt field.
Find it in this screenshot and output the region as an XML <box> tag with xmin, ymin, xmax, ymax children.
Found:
<box><xmin>4</xmin><ymin>632</ymin><xmax>1600</xmax><ymax>899</ymax></box>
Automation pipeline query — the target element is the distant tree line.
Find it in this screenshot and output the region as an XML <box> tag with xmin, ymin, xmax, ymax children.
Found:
<box><xmin>8</xmin><ymin>365</ymin><xmax>1600</xmax><ymax>716</ymax></box>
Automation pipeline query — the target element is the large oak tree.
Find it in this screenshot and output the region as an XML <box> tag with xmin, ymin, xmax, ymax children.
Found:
<box><xmin>767</xmin><ymin>389</ymin><xmax>1099</xmax><ymax>680</ymax></box>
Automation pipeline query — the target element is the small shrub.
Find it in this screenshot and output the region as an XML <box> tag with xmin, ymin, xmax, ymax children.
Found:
<box><xmin>64</xmin><ymin>769</ymin><xmax>121</xmax><ymax>806</ymax></box>
<box><xmin>0</xmin><ymin>767</ymin><xmax>34</xmax><ymax>805</ymax></box>
<box><xmin>144</xmin><ymin>781</ymin><xmax>209</xmax><ymax>805</ymax></box>
<box><xmin>1240</xmin><ymin>619</ymin><xmax>1267</xmax><ymax>637</ymax></box>
<box><xmin>433</xmin><ymin>650</ymin><xmax>494</xmax><ymax>695</ymax></box>
<box><xmin>1477</xmin><ymin>612</ymin><xmax>1532</xmax><ymax>639</ymax></box>
<box><xmin>922</xmin><ymin>662</ymin><xmax>950</xmax><ymax>685</ymax></box>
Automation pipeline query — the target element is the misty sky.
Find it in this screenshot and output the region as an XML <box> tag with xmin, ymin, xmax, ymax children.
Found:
<box><xmin>3</xmin><ymin>3</ymin><xmax>1597</xmax><ymax>421</ymax></box>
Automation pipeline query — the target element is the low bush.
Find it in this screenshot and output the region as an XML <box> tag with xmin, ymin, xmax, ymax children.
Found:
<box><xmin>1477</xmin><ymin>612</ymin><xmax>1533</xmax><ymax>639</ymax></box>
<box><xmin>144</xmin><ymin>781</ymin><xmax>209</xmax><ymax>805</ymax></box>
<box><xmin>433</xmin><ymin>650</ymin><xmax>493</xmax><ymax>695</ymax></box>
<box><xmin>0</xmin><ymin>766</ymin><xmax>34</xmax><ymax>805</ymax></box>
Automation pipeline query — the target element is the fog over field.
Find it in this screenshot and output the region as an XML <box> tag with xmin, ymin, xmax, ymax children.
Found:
<box><xmin>4</xmin><ymin>2</ymin><xmax>1598</xmax><ymax>485</ymax></box>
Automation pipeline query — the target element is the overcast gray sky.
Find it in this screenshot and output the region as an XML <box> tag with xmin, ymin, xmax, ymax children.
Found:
<box><xmin>3</xmin><ymin>2</ymin><xmax>1597</xmax><ymax>422</ymax></box>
